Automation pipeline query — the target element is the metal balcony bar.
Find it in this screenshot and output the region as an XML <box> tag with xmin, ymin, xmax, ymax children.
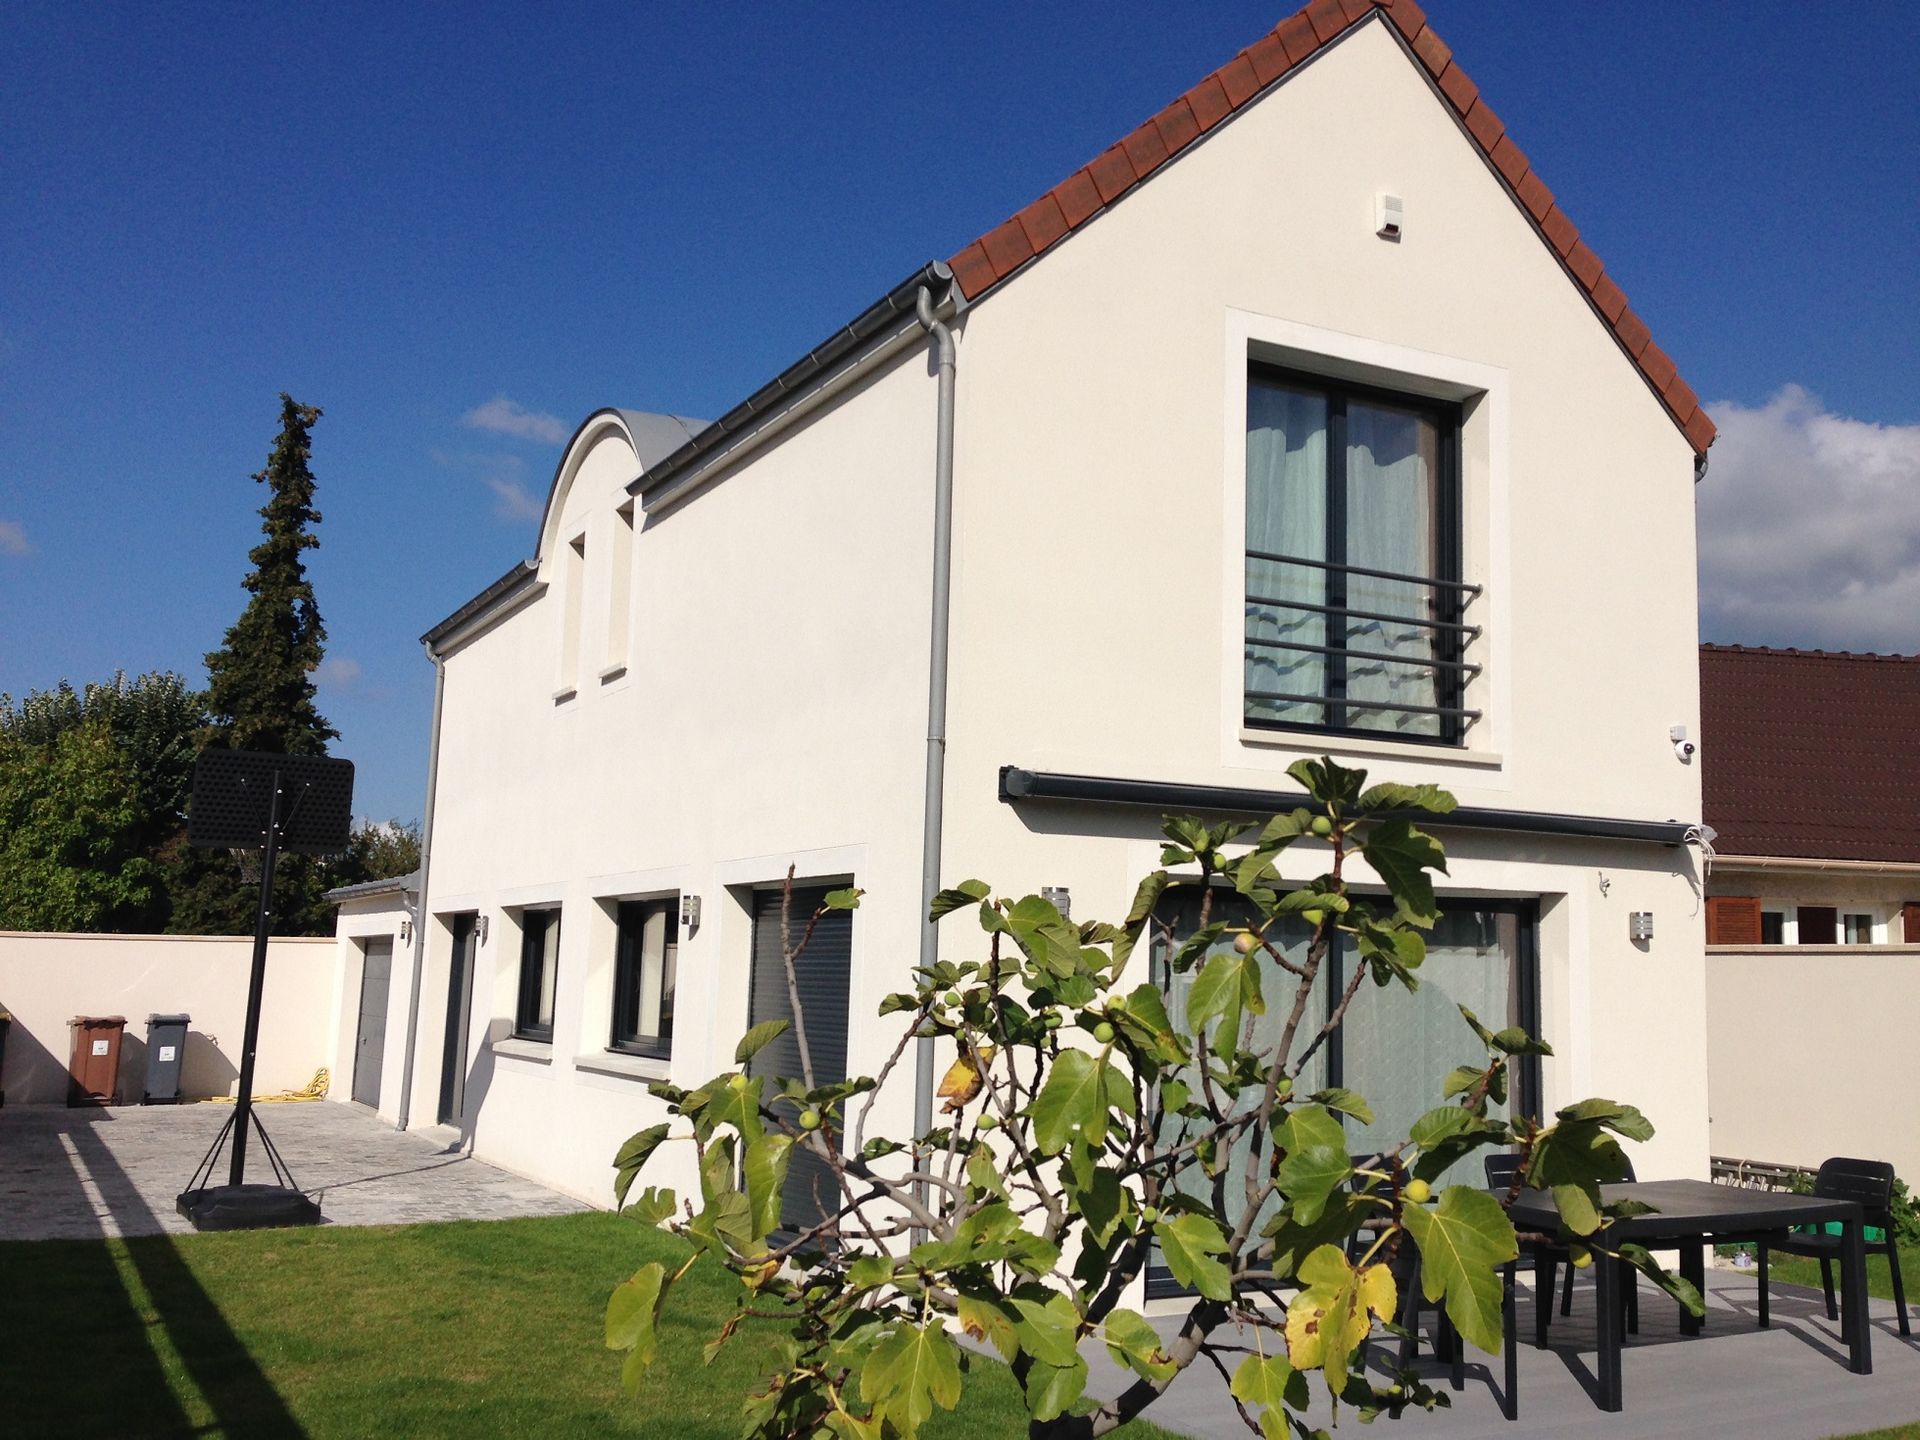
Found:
<box><xmin>1244</xmin><ymin>593</ymin><xmax>1483</xmax><ymax>640</ymax></box>
<box><xmin>1243</xmin><ymin>633</ymin><xmax>1483</xmax><ymax>675</ymax></box>
<box><xmin>1244</xmin><ymin>688</ymin><xmax>1483</xmax><ymax>723</ymax></box>
<box><xmin>1245</xmin><ymin>548</ymin><xmax>1483</xmax><ymax>600</ymax></box>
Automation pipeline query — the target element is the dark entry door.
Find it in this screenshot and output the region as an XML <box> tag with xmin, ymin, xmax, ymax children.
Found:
<box><xmin>748</xmin><ymin>885</ymin><xmax>852</xmax><ymax>1233</ymax></box>
<box><xmin>352</xmin><ymin>938</ymin><xmax>393</xmax><ymax>1107</ymax></box>
<box><xmin>438</xmin><ymin>914</ymin><xmax>478</xmax><ymax>1126</ymax></box>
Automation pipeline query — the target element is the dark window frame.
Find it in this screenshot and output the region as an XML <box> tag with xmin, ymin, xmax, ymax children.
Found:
<box><xmin>514</xmin><ymin>907</ymin><xmax>561</xmax><ymax>1042</ymax></box>
<box><xmin>611</xmin><ymin>897</ymin><xmax>678</xmax><ymax>1060</ymax></box>
<box><xmin>1146</xmin><ymin>889</ymin><xmax>1538</xmax><ymax>1298</ymax></box>
<box><xmin>1244</xmin><ymin>362</ymin><xmax>1470</xmax><ymax>746</ymax></box>
<box><xmin>1760</xmin><ymin>911</ymin><xmax>1786</xmax><ymax>946</ymax></box>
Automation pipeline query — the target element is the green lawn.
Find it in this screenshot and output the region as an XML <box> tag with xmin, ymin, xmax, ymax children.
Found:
<box><xmin>0</xmin><ymin>1212</ymin><xmax>1180</xmax><ymax>1439</ymax></box>
<box><xmin>1760</xmin><ymin>1240</ymin><xmax>1918</xmax><ymax>1308</ymax></box>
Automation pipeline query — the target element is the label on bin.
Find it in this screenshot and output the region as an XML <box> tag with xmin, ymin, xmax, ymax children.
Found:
<box><xmin>91</xmin><ymin>1039</ymin><xmax>109</xmax><ymax>1056</ymax></box>
<box><xmin>159</xmin><ymin>1045</ymin><xmax>176</xmax><ymax>1062</ymax></box>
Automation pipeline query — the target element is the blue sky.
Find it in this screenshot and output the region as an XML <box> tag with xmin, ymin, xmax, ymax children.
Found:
<box><xmin>3</xmin><ymin>1</ymin><xmax>1917</xmax><ymax>821</ymax></box>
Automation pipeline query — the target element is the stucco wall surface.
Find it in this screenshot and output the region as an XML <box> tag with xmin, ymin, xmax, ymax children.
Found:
<box><xmin>1706</xmin><ymin>948</ymin><xmax>1920</xmax><ymax>1184</ymax></box>
<box><xmin>0</xmin><ymin>932</ymin><xmax>336</xmax><ymax>1106</ymax></box>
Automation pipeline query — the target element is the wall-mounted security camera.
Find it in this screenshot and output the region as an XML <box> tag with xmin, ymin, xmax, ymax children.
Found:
<box><xmin>1669</xmin><ymin>725</ymin><xmax>1696</xmax><ymax>763</ymax></box>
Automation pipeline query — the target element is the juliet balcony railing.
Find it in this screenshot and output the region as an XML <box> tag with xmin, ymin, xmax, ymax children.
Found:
<box><xmin>1243</xmin><ymin>549</ymin><xmax>1483</xmax><ymax>742</ymax></box>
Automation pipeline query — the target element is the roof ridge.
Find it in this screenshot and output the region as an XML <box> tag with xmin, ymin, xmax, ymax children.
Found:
<box><xmin>1701</xmin><ymin>642</ymin><xmax>1920</xmax><ymax>663</ymax></box>
<box><xmin>944</xmin><ymin>0</ymin><xmax>1715</xmax><ymax>456</ymax></box>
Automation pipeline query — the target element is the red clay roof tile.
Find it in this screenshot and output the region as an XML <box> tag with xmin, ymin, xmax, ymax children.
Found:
<box><xmin>1051</xmin><ymin>169</ymin><xmax>1103</xmax><ymax>229</ymax></box>
<box><xmin>1307</xmin><ymin>0</ymin><xmax>1349</xmax><ymax>44</ymax></box>
<box><xmin>1411</xmin><ymin>25</ymin><xmax>1453</xmax><ymax>77</ymax></box>
<box><xmin>1463</xmin><ymin>97</ymin><xmax>1504</xmax><ymax>150</ymax></box>
<box><xmin>1085</xmin><ymin>144</ymin><xmax>1136</xmax><ymax>204</ymax></box>
<box><xmin>1514</xmin><ymin>168</ymin><xmax>1554</xmax><ymax>222</ymax></box>
<box><xmin>1016</xmin><ymin>194</ymin><xmax>1070</xmax><ymax>254</ymax></box>
<box><xmin>1591</xmin><ymin>274</ymin><xmax>1629</xmax><ymax>323</ymax></box>
<box><xmin>1702</xmin><ymin>646</ymin><xmax>1920</xmax><ymax>864</ymax></box>
<box><xmin>1614</xmin><ymin>307</ymin><xmax>1652</xmax><ymax>358</ymax></box>
<box><xmin>1540</xmin><ymin>205</ymin><xmax>1579</xmax><ymax>258</ymax></box>
<box><xmin>1277</xmin><ymin>13</ymin><xmax>1320</xmax><ymax>65</ymax></box>
<box><xmin>1185</xmin><ymin>75</ymin><xmax>1233</xmax><ymax>133</ymax></box>
<box><xmin>1381</xmin><ymin>0</ymin><xmax>1427</xmax><ymax>39</ymax></box>
<box><xmin>1153</xmin><ymin>98</ymin><xmax>1203</xmax><ymax>154</ymax></box>
<box><xmin>1489</xmin><ymin>134</ymin><xmax>1529</xmax><ymax>187</ymax></box>
<box><xmin>979</xmin><ymin>216</ymin><xmax>1034</xmax><ymax>278</ymax></box>
<box><xmin>942</xmin><ymin>1</ymin><xmax>1712</xmax><ymax>456</ymax></box>
<box><xmin>1566</xmin><ymin>240</ymin><xmax>1604</xmax><ymax>290</ymax></box>
<box><xmin>1216</xmin><ymin>54</ymin><xmax>1262</xmax><ymax>108</ymax></box>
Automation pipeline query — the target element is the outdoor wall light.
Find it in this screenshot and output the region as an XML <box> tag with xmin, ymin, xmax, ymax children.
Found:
<box><xmin>399</xmin><ymin>918</ymin><xmax>413</xmax><ymax>943</ymax></box>
<box><xmin>1041</xmin><ymin>886</ymin><xmax>1071</xmax><ymax>920</ymax></box>
<box><xmin>477</xmin><ymin>914</ymin><xmax>490</xmax><ymax>945</ymax></box>
<box><xmin>1629</xmin><ymin>911</ymin><xmax>1654</xmax><ymax>942</ymax></box>
<box><xmin>681</xmin><ymin>895</ymin><xmax>702</xmax><ymax>933</ymax></box>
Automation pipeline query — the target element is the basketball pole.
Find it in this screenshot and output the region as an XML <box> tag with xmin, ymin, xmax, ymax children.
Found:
<box><xmin>228</xmin><ymin>767</ymin><xmax>282</xmax><ymax>1187</ymax></box>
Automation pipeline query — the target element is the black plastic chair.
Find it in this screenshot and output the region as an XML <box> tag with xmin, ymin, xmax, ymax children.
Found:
<box><xmin>1756</xmin><ymin>1157</ymin><xmax>1910</xmax><ymax>1338</ymax></box>
<box><xmin>1485</xmin><ymin>1152</ymin><xmax>1638</xmax><ymax>1342</ymax></box>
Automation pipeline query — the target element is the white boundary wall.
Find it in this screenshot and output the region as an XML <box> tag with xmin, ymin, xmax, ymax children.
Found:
<box><xmin>1706</xmin><ymin>947</ymin><xmax>1920</xmax><ymax>1184</ymax></box>
<box><xmin>0</xmin><ymin>932</ymin><xmax>336</xmax><ymax>1106</ymax></box>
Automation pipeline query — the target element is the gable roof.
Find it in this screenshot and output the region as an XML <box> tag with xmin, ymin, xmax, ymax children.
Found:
<box><xmin>1700</xmin><ymin>645</ymin><xmax>1920</xmax><ymax>865</ymax></box>
<box><xmin>944</xmin><ymin>0</ymin><xmax>1716</xmax><ymax>456</ymax></box>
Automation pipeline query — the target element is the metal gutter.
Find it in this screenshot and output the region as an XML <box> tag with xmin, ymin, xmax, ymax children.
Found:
<box><xmin>395</xmin><ymin>649</ymin><xmax>447</xmax><ymax>1131</ymax></box>
<box><xmin>325</xmin><ymin>871</ymin><xmax>419</xmax><ymax>904</ymax></box>
<box><xmin>911</xmin><ymin>283</ymin><xmax>958</xmax><ymax>1157</ymax></box>
<box><xmin>421</xmin><ymin>560</ymin><xmax>540</xmax><ymax>651</ymax></box>
<box><xmin>1707</xmin><ymin>853</ymin><xmax>1920</xmax><ymax>877</ymax></box>
<box><xmin>631</xmin><ymin>262</ymin><xmax>956</xmax><ymax>513</ymax></box>
<box><xmin>999</xmin><ymin>766</ymin><xmax>1694</xmax><ymax>846</ymax></box>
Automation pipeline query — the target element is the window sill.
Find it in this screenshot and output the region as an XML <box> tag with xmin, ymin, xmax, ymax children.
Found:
<box><xmin>491</xmin><ymin>1036</ymin><xmax>554</xmax><ymax>1064</ymax></box>
<box><xmin>552</xmin><ymin>686</ymin><xmax>578</xmax><ymax>706</ymax></box>
<box><xmin>1239</xmin><ymin>726</ymin><xmax>1503</xmax><ymax>769</ymax></box>
<box><xmin>598</xmin><ymin>663</ymin><xmax>628</xmax><ymax>685</ymax></box>
<box><xmin>575</xmin><ymin>1050</ymin><xmax>670</xmax><ymax>1082</ymax></box>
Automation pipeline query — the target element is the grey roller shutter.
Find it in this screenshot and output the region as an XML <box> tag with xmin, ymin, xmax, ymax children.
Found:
<box><xmin>749</xmin><ymin>885</ymin><xmax>852</xmax><ymax>1233</ymax></box>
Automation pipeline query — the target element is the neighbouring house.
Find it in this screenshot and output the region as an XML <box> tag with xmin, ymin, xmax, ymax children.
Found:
<box><xmin>330</xmin><ymin>0</ymin><xmax>1720</xmax><ymax>1288</ymax></box>
<box><xmin>1699</xmin><ymin>644</ymin><xmax>1920</xmax><ymax>1181</ymax></box>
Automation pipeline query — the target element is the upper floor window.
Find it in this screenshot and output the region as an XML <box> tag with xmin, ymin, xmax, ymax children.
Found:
<box><xmin>1244</xmin><ymin>366</ymin><xmax>1475</xmax><ymax>743</ymax></box>
<box><xmin>515</xmin><ymin>908</ymin><xmax>561</xmax><ymax>1041</ymax></box>
<box><xmin>612</xmin><ymin>899</ymin><xmax>677</xmax><ymax>1059</ymax></box>
<box><xmin>1844</xmin><ymin>912</ymin><xmax>1875</xmax><ymax>945</ymax></box>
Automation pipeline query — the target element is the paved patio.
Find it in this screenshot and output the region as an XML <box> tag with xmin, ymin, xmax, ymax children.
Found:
<box><xmin>1099</xmin><ymin>1269</ymin><xmax>1919</xmax><ymax>1439</ymax></box>
<box><xmin>0</xmin><ymin>1100</ymin><xmax>585</xmax><ymax>1240</ymax></box>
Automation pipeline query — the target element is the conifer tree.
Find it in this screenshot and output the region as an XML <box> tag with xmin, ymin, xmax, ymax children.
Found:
<box><xmin>169</xmin><ymin>395</ymin><xmax>340</xmax><ymax>934</ymax></box>
<box><xmin>201</xmin><ymin>394</ymin><xmax>338</xmax><ymax>755</ymax></box>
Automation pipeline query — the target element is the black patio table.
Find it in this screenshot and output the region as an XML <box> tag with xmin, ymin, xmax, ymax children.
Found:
<box><xmin>1506</xmin><ymin>1179</ymin><xmax>1871</xmax><ymax>1412</ymax></box>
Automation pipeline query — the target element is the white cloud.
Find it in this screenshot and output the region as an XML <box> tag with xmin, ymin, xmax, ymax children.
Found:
<box><xmin>462</xmin><ymin>395</ymin><xmax>570</xmax><ymax>445</ymax></box>
<box><xmin>317</xmin><ymin>656</ymin><xmax>362</xmax><ymax>689</ymax></box>
<box><xmin>1697</xmin><ymin>386</ymin><xmax>1920</xmax><ymax>654</ymax></box>
<box><xmin>431</xmin><ymin>448</ymin><xmax>545</xmax><ymax>523</ymax></box>
<box><xmin>0</xmin><ymin>520</ymin><xmax>26</xmax><ymax>556</ymax></box>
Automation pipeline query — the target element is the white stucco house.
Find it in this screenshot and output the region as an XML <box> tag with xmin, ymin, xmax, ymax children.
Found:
<box><xmin>332</xmin><ymin>0</ymin><xmax>1719</xmax><ymax>1266</ymax></box>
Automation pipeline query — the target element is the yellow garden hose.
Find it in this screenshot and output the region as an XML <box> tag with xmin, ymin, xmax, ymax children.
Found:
<box><xmin>203</xmin><ymin>1068</ymin><xmax>330</xmax><ymax>1104</ymax></box>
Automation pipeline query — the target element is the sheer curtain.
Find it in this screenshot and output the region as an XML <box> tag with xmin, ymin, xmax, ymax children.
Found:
<box><xmin>1340</xmin><ymin>908</ymin><xmax>1518</xmax><ymax>1187</ymax></box>
<box><xmin>1245</xmin><ymin>382</ymin><xmax>1328</xmax><ymax>726</ymax></box>
<box><xmin>1344</xmin><ymin>402</ymin><xmax>1441</xmax><ymax>736</ymax></box>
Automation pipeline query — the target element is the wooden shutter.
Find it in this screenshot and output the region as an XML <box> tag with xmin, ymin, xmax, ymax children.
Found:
<box><xmin>1903</xmin><ymin>902</ymin><xmax>1920</xmax><ymax>944</ymax></box>
<box><xmin>1705</xmin><ymin>896</ymin><xmax>1761</xmax><ymax>946</ymax></box>
<box><xmin>1797</xmin><ymin>906</ymin><xmax>1838</xmax><ymax>946</ymax></box>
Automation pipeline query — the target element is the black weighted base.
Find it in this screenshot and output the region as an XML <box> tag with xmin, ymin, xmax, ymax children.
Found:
<box><xmin>177</xmin><ymin>1183</ymin><xmax>321</xmax><ymax>1231</ymax></box>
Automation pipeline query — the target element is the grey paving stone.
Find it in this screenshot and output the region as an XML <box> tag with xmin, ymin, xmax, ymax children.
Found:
<box><xmin>0</xmin><ymin>1100</ymin><xmax>586</xmax><ymax>1240</ymax></box>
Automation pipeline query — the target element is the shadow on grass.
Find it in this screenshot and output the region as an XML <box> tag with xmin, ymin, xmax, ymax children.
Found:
<box><xmin>0</xmin><ymin>1110</ymin><xmax>305</xmax><ymax>1439</ymax></box>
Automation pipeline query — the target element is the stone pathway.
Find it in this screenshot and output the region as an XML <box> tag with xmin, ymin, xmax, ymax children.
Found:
<box><xmin>0</xmin><ymin>1100</ymin><xmax>586</xmax><ymax>1240</ymax></box>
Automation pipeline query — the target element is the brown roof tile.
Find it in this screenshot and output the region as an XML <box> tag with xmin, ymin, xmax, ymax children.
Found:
<box><xmin>942</xmin><ymin>1</ymin><xmax>1713</xmax><ymax>456</ymax></box>
<box><xmin>1702</xmin><ymin>646</ymin><xmax>1920</xmax><ymax>865</ymax></box>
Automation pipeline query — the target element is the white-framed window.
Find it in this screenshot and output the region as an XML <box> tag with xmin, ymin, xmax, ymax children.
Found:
<box><xmin>1844</xmin><ymin>912</ymin><xmax>1875</xmax><ymax>946</ymax></box>
<box><xmin>557</xmin><ymin>531</ymin><xmax>587</xmax><ymax>697</ymax></box>
<box><xmin>1760</xmin><ymin>910</ymin><xmax>1786</xmax><ymax>945</ymax></box>
<box><xmin>605</xmin><ymin>502</ymin><xmax>634</xmax><ymax>678</ymax></box>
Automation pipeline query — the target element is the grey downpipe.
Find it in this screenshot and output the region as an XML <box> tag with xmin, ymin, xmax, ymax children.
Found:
<box><xmin>395</xmin><ymin>645</ymin><xmax>446</xmax><ymax>1131</ymax></box>
<box><xmin>912</xmin><ymin>283</ymin><xmax>958</xmax><ymax>1151</ymax></box>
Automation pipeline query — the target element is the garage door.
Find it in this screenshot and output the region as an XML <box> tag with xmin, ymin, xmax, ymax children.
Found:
<box><xmin>748</xmin><ymin>885</ymin><xmax>852</xmax><ymax>1234</ymax></box>
<box><xmin>352</xmin><ymin>938</ymin><xmax>393</xmax><ymax>1108</ymax></box>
